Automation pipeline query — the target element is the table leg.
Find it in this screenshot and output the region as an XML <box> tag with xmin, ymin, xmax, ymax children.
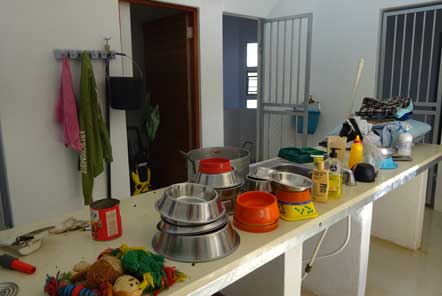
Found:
<box><xmin>221</xmin><ymin>245</ymin><xmax>303</xmax><ymax>296</ymax></box>
<box><xmin>302</xmin><ymin>203</ymin><xmax>373</xmax><ymax>296</ymax></box>
<box><xmin>372</xmin><ymin>170</ymin><xmax>428</xmax><ymax>250</ymax></box>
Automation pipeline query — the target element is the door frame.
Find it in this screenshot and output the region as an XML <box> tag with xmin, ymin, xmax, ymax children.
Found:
<box><xmin>258</xmin><ymin>13</ymin><xmax>313</xmax><ymax>161</ymax></box>
<box><xmin>119</xmin><ymin>0</ymin><xmax>201</xmax><ymax>148</ymax></box>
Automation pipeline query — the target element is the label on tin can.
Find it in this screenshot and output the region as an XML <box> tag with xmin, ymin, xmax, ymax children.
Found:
<box><xmin>90</xmin><ymin>198</ymin><xmax>122</xmax><ymax>241</ymax></box>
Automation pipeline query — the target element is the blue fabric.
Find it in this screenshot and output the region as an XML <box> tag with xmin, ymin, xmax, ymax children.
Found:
<box><xmin>372</xmin><ymin>119</ymin><xmax>432</xmax><ymax>146</ymax></box>
<box><xmin>394</xmin><ymin>101</ymin><xmax>413</xmax><ymax>120</ymax></box>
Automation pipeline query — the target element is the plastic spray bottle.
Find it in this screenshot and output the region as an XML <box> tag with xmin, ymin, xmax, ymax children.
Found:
<box><xmin>348</xmin><ymin>135</ymin><xmax>364</xmax><ymax>169</ymax></box>
<box><xmin>326</xmin><ymin>148</ymin><xmax>342</xmax><ymax>199</ymax></box>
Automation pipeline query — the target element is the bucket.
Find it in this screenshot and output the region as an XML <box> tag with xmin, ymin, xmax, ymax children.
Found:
<box><xmin>90</xmin><ymin>198</ymin><xmax>122</xmax><ymax>241</ymax></box>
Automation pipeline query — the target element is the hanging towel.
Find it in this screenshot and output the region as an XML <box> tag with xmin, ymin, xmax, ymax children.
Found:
<box><xmin>79</xmin><ymin>53</ymin><xmax>113</xmax><ymax>205</ymax></box>
<box><xmin>55</xmin><ymin>57</ymin><xmax>82</xmax><ymax>152</ymax></box>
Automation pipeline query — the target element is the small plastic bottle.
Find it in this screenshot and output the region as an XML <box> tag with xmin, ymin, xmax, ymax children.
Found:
<box><xmin>311</xmin><ymin>155</ymin><xmax>329</xmax><ymax>203</ymax></box>
<box><xmin>348</xmin><ymin>135</ymin><xmax>364</xmax><ymax>169</ymax></box>
<box><xmin>398</xmin><ymin>125</ymin><xmax>413</xmax><ymax>157</ymax></box>
<box><xmin>326</xmin><ymin>148</ymin><xmax>342</xmax><ymax>199</ymax></box>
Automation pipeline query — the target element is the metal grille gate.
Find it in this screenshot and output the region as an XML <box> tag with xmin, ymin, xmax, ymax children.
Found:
<box><xmin>258</xmin><ymin>14</ymin><xmax>313</xmax><ymax>161</ymax></box>
<box><xmin>378</xmin><ymin>4</ymin><xmax>442</xmax><ymax>205</ymax></box>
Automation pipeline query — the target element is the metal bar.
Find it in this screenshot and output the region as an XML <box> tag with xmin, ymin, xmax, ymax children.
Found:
<box><xmin>413</xmin><ymin>102</ymin><xmax>438</xmax><ymax>106</ymax></box>
<box><xmin>263</xmin><ymin>13</ymin><xmax>314</xmax><ymax>23</ymax></box>
<box><xmin>263</xmin><ymin>110</ymin><xmax>306</xmax><ymax>116</ymax></box>
<box><xmin>417</xmin><ymin>11</ymin><xmax>427</xmax><ymax>101</ymax></box>
<box><xmin>267</xmin><ymin>114</ymin><xmax>270</xmax><ymax>159</ymax></box>
<box><xmin>257</xmin><ymin>18</ymin><xmax>265</xmax><ymax>161</ymax></box>
<box><xmin>384</xmin><ymin>4</ymin><xmax>442</xmax><ymax>17</ymax></box>
<box><xmin>282</xmin><ymin>21</ymin><xmax>287</xmax><ymax>104</ymax></box>
<box><xmin>0</xmin><ymin>121</ymin><xmax>13</xmax><ymax>228</ymax></box>
<box><xmin>303</xmin><ymin>15</ymin><xmax>313</xmax><ymax>147</ymax></box>
<box><xmin>432</xmin><ymin>45</ymin><xmax>442</xmax><ymax>144</ymax></box>
<box><xmin>426</xmin><ymin>10</ymin><xmax>437</xmax><ymax>102</ymax></box>
<box><xmin>275</xmin><ymin>21</ymin><xmax>280</xmax><ymax>104</ymax></box>
<box><xmin>54</xmin><ymin>49</ymin><xmax>117</xmax><ymax>60</ymax></box>
<box><xmin>398</xmin><ymin>14</ymin><xmax>407</xmax><ymax>95</ymax></box>
<box><xmin>269</xmin><ymin>22</ymin><xmax>273</xmax><ymax>103</ymax></box>
<box><xmin>289</xmin><ymin>20</ymin><xmax>295</xmax><ymax>104</ymax></box>
<box><xmin>408</xmin><ymin>13</ymin><xmax>416</xmax><ymax>97</ymax></box>
<box><xmin>378</xmin><ymin>13</ymin><xmax>388</xmax><ymax>98</ymax></box>
<box><xmin>280</xmin><ymin>116</ymin><xmax>283</xmax><ymax>147</ymax></box>
<box><xmin>296</xmin><ymin>19</ymin><xmax>302</xmax><ymax>104</ymax></box>
<box><xmin>105</xmin><ymin>60</ymin><xmax>112</xmax><ymax>199</ymax></box>
<box><xmin>390</xmin><ymin>15</ymin><xmax>398</xmax><ymax>98</ymax></box>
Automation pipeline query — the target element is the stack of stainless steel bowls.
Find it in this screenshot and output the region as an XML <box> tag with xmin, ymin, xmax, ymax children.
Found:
<box><xmin>194</xmin><ymin>167</ymin><xmax>244</xmax><ymax>213</ymax></box>
<box><xmin>153</xmin><ymin>183</ymin><xmax>240</xmax><ymax>262</ymax></box>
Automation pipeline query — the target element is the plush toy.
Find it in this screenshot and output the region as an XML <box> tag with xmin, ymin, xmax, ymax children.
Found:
<box><xmin>113</xmin><ymin>275</ymin><xmax>143</xmax><ymax>296</ymax></box>
<box><xmin>69</xmin><ymin>256</ymin><xmax>123</xmax><ymax>289</ymax></box>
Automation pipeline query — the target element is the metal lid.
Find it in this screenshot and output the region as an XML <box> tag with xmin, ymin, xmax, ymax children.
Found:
<box><xmin>0</xmin><ymin>282</ymin><xmax>19</xmax><ymax>296</ymax></box>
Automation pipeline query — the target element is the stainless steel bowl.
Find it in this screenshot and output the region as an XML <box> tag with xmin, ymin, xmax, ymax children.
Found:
<box><xmin>216</xmin><ymin>184</ymin><xmax>244</xmax><ymax>214</ymax></box>
<box><xmin>271</xmin><ymin>164</ymin><xmax>312</xmax><ymax>178</ymax></box>
<box><xmin>270</xmin><ymin>171</ymin><xmax>313</xmax><ymax>192</ymax></box>
<box><xmin>156</xmin><ymin>183</ymin><xmax>225</xmax><ymax>224</ymax></box>
<box><xmin>152</xmin><ymin>222</ymin><xmax>240</xmax><ymax>262</ymax></box>
<box><xmin>157</xmin><ymin>215</ymin><xmax>228</xmax><ymax>235</ymax></box>
<box><xmin>245</xmin><ymin>175</ymin><xmax>273</xmax><ymax>192</ymax></box>
<box><xmin>194</xmin><ymin>169</ymin><xmax>243</xmax><ymax>189</ymax></box>
<box><xmin>248</xmin><ymin>167</ymin><xmax>276</xmax><ymax>180</ymax></box>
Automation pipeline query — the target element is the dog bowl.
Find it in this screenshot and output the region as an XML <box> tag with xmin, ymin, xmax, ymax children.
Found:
<box><xmin>270</xmin><ymin>171</ymin><xmax>313</xmax><ymax>192</ymax></box>
<box><xmin>157</xmin><ymin>214</ymin><xmax>228</xmax><ymax>236</ymax></box>
<box><xmin>152</xmin><ymin>222</ymin><xmax>240</xmax><ymax>262</ymax></box>
<box><xmin>233</xmin><ymin>217</ymin><xmax>279</xmax><ymax>233</ymax></box>
<box><xmin>194</xmin><ymin>169</ymin><xmax>243</xmax><ymax>189</ymax></box>
<box><xmin>155</xmin><ymin>183</ymin><xmax>225</xmax><ymax>224</ymax></box>
<box><xmin>245</xmin><ymin>175</ymin><xmax>273</xmax><ymax>192</ymax></box>
<box><xmin>234</xmin><ymin>191</ymin><xmax>279</xmax><ymax>226</ymax></box>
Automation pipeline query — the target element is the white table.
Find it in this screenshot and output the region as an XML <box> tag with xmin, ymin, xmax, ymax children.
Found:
<box><xmin>1</xmin><ymin>144</ymin><xmax>441</xmax><ymax>296</ymax></box>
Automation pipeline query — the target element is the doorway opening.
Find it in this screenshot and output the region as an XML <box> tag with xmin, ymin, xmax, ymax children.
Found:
<box><xmin>120</xmin><ymin>0</ymin><xmax>200</xmax><ymax>194</ymax></box>
<box><xmin>222</xmin><ymin>14</ymin><xmax>259</xmax><ymax>162</ymax></box>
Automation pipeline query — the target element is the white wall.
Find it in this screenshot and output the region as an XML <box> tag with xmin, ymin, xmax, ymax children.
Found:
<box><xmin>223</xmin><ymin>0</ymin><xmax>280</xmax><ymax>18</ymax></box>
<box><xmin>269</xmin><ymin>0</ymin><xmax>434</xmax><ymax>145</ymax></box>
<box><xmin>0</xmin><ymin>0</ymin><xmax>130</xmax><ymax>226</ymax></box>
<box><xmin>0</xmin><ymin>0</ymin><xmax>280</xmax><ymax>226</ymax></box>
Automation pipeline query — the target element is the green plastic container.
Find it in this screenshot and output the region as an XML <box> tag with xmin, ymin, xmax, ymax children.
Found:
<box><xmin>278</xmin><ymin>147</ymin><xmax>326</xmax><ymax>164</ymax></box>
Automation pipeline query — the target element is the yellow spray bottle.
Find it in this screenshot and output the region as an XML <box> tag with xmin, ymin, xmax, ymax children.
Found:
<box><xmin>348</xmin><ymin>135</ymin><xmax>364</xmax><ymax>169</ymax></box>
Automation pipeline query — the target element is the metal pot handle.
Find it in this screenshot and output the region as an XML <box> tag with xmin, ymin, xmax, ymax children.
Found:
<box><xmin>240</xmin><ymin>141</ymin><xmax>254</xmax><ymax>152</ymax></box>
<box><xmin>179</xmin><ymin>150</ymin><xmax>197</xmax><ymax>175</ymax></box>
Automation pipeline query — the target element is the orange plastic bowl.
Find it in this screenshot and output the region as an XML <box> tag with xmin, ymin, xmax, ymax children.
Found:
<box><xmin>234</xmin><ymin>191</ymin><xmax>279</xmax><ymax>226</ymax></box>
<box><xmin>233</xmin><ymin>217</ymin><xmax>279</xmax><ymax>233</ymax></box>
<box><xmin>276</xmin><ymin>189</ymin><xmax>311</xmax><ymax>204</ymax></box>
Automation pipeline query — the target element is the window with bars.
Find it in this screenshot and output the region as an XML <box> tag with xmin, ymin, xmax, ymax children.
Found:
<box><xmin>246</xmin><ymin>42</ymin><xmax>258</xmax><ymax>108</ymax></box>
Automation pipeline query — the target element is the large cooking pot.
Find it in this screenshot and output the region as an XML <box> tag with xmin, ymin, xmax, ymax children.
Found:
<box><xmin>180</xmin><ymin>142</ymin><xmax>252</xmax><ymax>181</ymax></box>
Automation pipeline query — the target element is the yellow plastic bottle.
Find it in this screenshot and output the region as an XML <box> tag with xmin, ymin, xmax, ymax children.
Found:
<box><xmin>311</xmin><ymin>155</ymin><xmax>329</xmax><ymax>203</ymax></box>
<box><xmin>348</xmin><ymin>135</ymin><xmax>364</xmax><ymax>169</ymax></box>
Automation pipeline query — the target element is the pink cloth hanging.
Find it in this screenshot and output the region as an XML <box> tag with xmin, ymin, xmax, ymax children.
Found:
<box><xmin>55</xmin><ymin>57</ymin><xmax>82</xmax><ymax>152</ymax></box>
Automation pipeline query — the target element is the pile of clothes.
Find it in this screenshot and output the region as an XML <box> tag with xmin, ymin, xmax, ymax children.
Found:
<box><xmin>355</xmin><ymin>97</ymin><xmax>413</xmax><ymax>121</ymax></box>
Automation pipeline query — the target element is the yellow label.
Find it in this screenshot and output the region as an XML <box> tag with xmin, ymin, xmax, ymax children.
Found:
<box><xmin>329</xmin><ymin>174</ymin><xmax>341</xmax><ymax>192</ymax></box>
<box><xmin>312</xmin><ymin>170</ymin><xmax>328</xmax><ymax>202</ymax></box>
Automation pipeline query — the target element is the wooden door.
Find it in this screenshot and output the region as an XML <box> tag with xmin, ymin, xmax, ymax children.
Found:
<box><xmin>144</xmin><ymin>12</ymin><xmax>199</xmax><ymax>189</ymax></box>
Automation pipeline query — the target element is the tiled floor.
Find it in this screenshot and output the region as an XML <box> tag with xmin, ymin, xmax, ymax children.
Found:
<box><xmin>366</xmin><ymin>208</ymin><xmax>442</xmax><ymax>296</ymax></box>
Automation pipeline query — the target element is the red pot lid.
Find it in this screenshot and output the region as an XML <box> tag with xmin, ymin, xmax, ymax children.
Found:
<box><xmin>199</xmin><ymin>158</ymin><xmax>232</xmax><ymax>174</ymax></box>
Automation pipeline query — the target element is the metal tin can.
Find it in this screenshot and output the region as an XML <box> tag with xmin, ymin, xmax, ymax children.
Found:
<box><xmin>90</xmin><ymin>198</ymin><xmax>122</xmax><ymax>241</ymax></box>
